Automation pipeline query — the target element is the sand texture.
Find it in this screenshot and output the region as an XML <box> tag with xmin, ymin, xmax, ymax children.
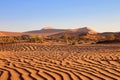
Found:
<box><xmin>0</xmin><ymin>43</ymin><xmax>120</xmax><ymax>80</ymax></box>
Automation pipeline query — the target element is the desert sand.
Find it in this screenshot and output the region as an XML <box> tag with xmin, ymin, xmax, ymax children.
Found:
<box><xmin>0</xmin><ymin>43</ymin><xmax>120</xmax><ymax>80</ymax></box>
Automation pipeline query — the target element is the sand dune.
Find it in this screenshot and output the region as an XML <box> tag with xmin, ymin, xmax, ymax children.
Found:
<box><xmin>0</xmin><ymin>43</ymin><xmax>120</xmax><ymax>80</ymax></box>
<box><xmin>0</xmin><ymin>31</ymin><xmax>24</xmax><ymax>36</ymax></box>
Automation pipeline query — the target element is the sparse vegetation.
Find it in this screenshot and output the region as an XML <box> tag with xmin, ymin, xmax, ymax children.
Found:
<box><xmin>96</xmin><ymin>33</ymin><xmax>120</xmax><ymax>44</ymax></box>
<box><xmin>0</xmin><ymin>32</ymin><xmax>120</xmax><ymax>44</ymax></box>
<box><xmin>0</xmin><ymin>35</ymin><xmax>45</xmax><ymax>44</ymax></box>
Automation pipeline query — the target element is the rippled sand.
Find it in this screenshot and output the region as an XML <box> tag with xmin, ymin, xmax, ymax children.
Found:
<box><xmin>0</xmin><ymin>43</ymin><xmax>120</xmax><ymax>80</ymax></box>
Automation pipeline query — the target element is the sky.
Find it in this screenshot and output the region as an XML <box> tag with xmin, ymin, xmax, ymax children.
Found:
<box><xmin>0</xmin><ymin>0</ymin><xmax>120</xmax><ymax>32</ymax></box>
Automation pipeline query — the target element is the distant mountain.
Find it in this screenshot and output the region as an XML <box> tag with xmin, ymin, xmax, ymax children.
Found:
<box><xmin>48</xmin><ymin>27</ymin><xmax>98</xmax><ymax>37</ymax></box>
<box><xmin>0</xmin><ymin>27</ymin><xmax>119</xmax><ymax>37</ymax></box>
<box><xmin>24</xmin><ymin>26</ymin><xmax>98</xmax><ymax>36</ymax></box>
<box><xmin>24</xmin><ymin>26</ymin><xmax>69</xmax><ymax>36</ymax></box>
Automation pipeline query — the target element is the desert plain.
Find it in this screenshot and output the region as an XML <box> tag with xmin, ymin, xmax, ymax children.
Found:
<box><xmin>0</xmin><ymin>43</ymin><xmax>120</xmax><ymax>80</ymax></box>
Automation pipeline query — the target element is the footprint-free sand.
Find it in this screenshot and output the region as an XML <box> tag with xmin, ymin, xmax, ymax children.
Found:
<box><xmin>0</xmin><ymin>43</ymin><xmax>120</xmax><ymax>80</ymax></box>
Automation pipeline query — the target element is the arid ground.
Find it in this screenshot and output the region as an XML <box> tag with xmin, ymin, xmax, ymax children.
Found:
<box><xmin>0</xmin><ymin>43</ymin><xmax>120</xmax><ymax>80</ymax></box>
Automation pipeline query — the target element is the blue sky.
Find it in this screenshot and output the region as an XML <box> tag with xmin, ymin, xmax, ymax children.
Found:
<box><xmin>0</xmin><ymin>0</ymin><xmax>120</xmax><ymax>32</ymax></box>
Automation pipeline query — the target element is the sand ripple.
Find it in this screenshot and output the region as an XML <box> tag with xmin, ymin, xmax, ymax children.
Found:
<box><xmin>0</xmin><ymin>43</ymin><xmax>120</xmax><ymax>80</ymax></box>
